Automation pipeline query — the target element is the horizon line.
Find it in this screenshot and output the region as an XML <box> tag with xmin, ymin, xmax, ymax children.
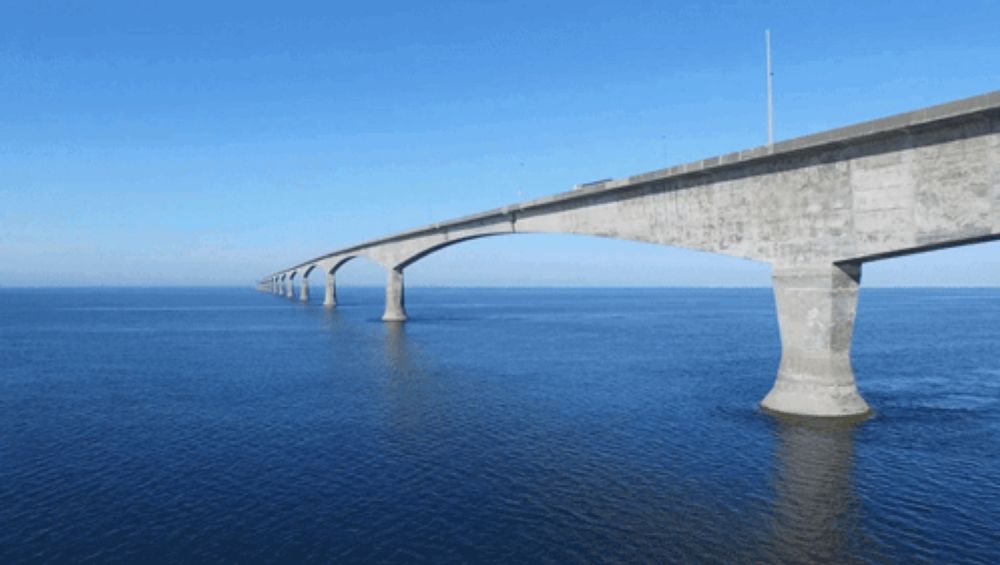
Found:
<box><xmin>3</xmin><ymin>284</ymin><xmax>999</xmax><ymax>290</ymax></box>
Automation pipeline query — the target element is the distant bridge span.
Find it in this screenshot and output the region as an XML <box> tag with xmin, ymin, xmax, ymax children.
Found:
<box><xmin>260</xmin><ymin>91</ymin><xmax>999</xmax><ymax>418</ymax></box>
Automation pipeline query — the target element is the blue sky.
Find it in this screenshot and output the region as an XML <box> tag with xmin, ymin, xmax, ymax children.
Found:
<box><xmin>2</xmin><ymin>0</ymin><xmax>998</xmax><ymax>287</ymax></box>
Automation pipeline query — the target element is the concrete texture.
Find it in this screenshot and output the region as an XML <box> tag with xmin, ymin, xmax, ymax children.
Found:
<box><xmin>381</xmin><ymin>268</ymin><xmax>407</xmax><ymax>322</ymax></box>
<box><xmin>299</xmin><ymin>277</ymin><xmax>309</xmax><ymax>302</ymax></box>
<box><xmin>761</xmin><ymin>263</ymin><xmax>869</xmax><ymax>417</ymax></box>
<box><xmin>323</xmin><ymin>273</ymin><xmax>337</xmax><ymax>308</ymax></box>
<box><xmin>260</xmin><ymin>91</ymin><xmax>1000</xmax><ymax>418</ymax></box>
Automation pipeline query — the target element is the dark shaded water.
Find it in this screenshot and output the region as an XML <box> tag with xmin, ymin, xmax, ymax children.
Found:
<box><xmin>1</xmin><ymin>287</ymin><xmax>998</xmax><ymax>563</ymax></box>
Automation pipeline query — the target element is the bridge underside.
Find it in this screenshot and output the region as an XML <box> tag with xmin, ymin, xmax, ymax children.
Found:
<box><xmin>262</xmin><ymin>92</ymin><xmax>1000</xmax><ymax>419</ymax></box>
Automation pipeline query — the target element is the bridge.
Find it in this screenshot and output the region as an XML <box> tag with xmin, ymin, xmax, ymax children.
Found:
<box><xmin>258</xmin><ymin>91</ymin><xmax>999</xmax><ymax>419</ymax></box>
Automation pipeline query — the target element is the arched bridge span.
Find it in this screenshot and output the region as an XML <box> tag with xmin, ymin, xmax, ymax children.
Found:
<box><xmin>259</xmin><ymin>91</ymin><xmax>1000</xmax><ymax>419</ymax></box>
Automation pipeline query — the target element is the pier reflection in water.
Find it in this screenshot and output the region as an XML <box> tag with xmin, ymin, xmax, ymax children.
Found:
<box><xmin>383</xmin><ymin>321</ymin><xmax>412</xmax><ymax>374</ymax></box>
<box><xmin>764</xmin><ymin>416</ymin><xmax>878</xmax><ymax>564</ymax></box>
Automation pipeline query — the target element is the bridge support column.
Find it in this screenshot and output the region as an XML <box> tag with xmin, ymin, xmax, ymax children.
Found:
<box><xmin>286</xmin><ymin>279</ymin><xmax>295</xmax><ymax>299</ymax></box>
<box><xmin>382</xmin><ymin>268</ymin><xmax>407</xmax><ymax>322</ymax></box>
<box><xmin>324</xmin><ymin>273</ymin><xmax>337</xmax><ymax>308</ymax></box>
<box><xmin>299</xmin><ymin>278</ymin><xmax>309</xmax><ymax>302</ymax></box>
<box><xmin>761</xmin><ymin>263</ymin><xmax>870</xmax><ymax>418</ymax></box>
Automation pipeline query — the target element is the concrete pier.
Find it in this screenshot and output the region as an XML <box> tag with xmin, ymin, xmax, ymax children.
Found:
<box><xmin>324</xmin><ymin>273</ymin><xmax>337</xmax><ymax>308</ymax></box>
<box><xmin>761</xmin><ymin>264</ymin><xmax>870</xmax><ymax>417</ymax></box>
<box><xmin>299</xmin><ymin>277</ymin><xmax>309</xmax><ymax>302</ymax></box>
<box><xmin>382</xmin><ymin>268</ymin><xmax>407</xmax><ymax>322</ymax></box>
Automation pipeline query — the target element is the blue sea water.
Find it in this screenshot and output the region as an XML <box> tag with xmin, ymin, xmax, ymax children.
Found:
<box><xmin>0</xmin><ymin>287</ymin><xmax>998</xmax><ymax>563</ymax></box>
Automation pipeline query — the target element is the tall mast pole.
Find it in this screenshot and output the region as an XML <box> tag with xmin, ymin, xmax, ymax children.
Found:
<box><xmin>766</xmin><ymin>29</ymin><xmax>774</xmax><ymax>147</ymax></box>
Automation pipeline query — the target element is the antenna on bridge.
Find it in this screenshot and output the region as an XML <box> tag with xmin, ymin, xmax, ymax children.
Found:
<box><xmin>765</xmin><ymin>29</ymin><xmax>774</xmax><ymax>147</ymax></box>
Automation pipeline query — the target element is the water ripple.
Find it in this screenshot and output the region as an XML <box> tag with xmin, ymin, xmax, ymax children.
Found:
<box><xmin>0</xmin><ymin>288</ymin><xmax>998</xmax><ymax>562</ymax></box>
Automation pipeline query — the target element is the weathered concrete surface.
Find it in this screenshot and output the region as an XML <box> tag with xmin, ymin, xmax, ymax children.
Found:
<box><xmin>382</xmin><ymin>268</ymin><xmax>407</xmax><ymax>322</ymax></box>
<box><xmin>261</xmin><ymin>91</ymin><xmax>1000</xmax><ymax>418</ymax></box>
<box><xmin>323</xmin><ymin>273</ymin><xmax>337</xmax><ymax>308</ymax></box>
<box><xmin>761</xmin><ymin>264</ymin><xmax>869</xmax><ymax>417</ymax></box>
<box><xmin>299</xmin><ymin>277</ymin><xmax>309</xmax><ymax>302</ymax></box>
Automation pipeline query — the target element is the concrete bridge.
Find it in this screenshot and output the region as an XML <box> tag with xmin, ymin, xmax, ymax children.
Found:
<box><xmin>258</xmin><ymin>91</ymin><xmax>999</xmax><ymax>418</ymax></box>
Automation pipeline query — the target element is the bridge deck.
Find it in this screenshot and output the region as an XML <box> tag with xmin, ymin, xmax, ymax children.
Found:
<box><xmin>266</xmin><ymin>90</ymin><xmax>999</xmax><ymax>278</ymax></box>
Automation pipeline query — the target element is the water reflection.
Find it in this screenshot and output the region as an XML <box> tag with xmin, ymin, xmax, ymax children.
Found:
<box><xmin>383</xmin><ymin>321</ymin><xmax>412</xmax><ymax>374</ymax></box>
<box><xmin>766</xmin><ymin>416</ymin><xmax>868</xmax><ymax>564</ymax></box>
<box><xmin>380</xmin><ymin>321</ymin><xmax>444</xmax><ymax>438</ymax></box>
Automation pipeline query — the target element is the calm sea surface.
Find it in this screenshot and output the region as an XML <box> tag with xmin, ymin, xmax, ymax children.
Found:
<box><xmin>1</xmin><ymin>287</ymin><xmax>998</xmax><ymax>563</ymax></box>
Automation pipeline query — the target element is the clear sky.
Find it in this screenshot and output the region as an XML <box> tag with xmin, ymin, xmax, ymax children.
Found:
<box><xmin>2</xmin><ymin>0</ymin><xmax>998</xmax><ymax>288</ymax></box>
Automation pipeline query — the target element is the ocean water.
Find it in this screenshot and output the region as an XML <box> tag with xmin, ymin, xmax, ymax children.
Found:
<box><xmin>0</xmin><ymin>287</ymin><xmax>998</xmax><ymax>564</ymax></box>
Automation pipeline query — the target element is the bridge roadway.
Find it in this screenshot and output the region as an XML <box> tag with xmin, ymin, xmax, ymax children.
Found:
<box><xmin>259</xmin><ymin>91</ymin><xmax>1000</xmax><ymax>418</ymax></box>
